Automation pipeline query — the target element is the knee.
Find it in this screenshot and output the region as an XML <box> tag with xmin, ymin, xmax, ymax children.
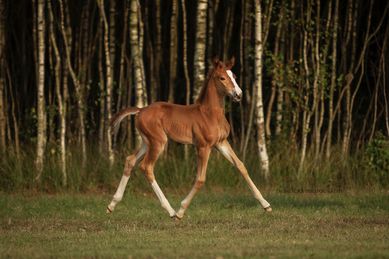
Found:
<box><xmin>194</xmin><ymin>179</ymin><xmax>205</xmax><ymax>189</ymax></box>
<box><xmin>126</xmin><ymin>155</ymin><xmax>136</xmax><ymax>167</ymax></box>
<box><xmin>139</xmin><ymin>162</ymin><xmax>155</xmax><ymax>183</ymax></box>
<box><xmin>124</xmin><ymin>155</ymin><xmax>136</xmax><ymax>176</ymax></box>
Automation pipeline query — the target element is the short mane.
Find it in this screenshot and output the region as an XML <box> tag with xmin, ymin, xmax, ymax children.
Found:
<box><xmin>195</xmin><ymin>69</ymin><xmax>215</xmax><ymax>104</ymax></box>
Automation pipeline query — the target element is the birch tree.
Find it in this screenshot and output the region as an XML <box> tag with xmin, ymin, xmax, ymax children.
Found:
<box><xmin>98</xmin><ymin>0</ymin><xmax>115</xmax><ymax>166</ymax></box>
<box><xmin>168</xmin><ymin>0</ymin><xmax>178</xmax><ymax>102</ymax></box>
<box><xmin>181</xmin><ymin>0</ymin><xmax>190</xmax><ymax>106</ymax></box>
<box><xmin>254</xmin><ymin>0</ymin><xmax>269</xmax><ymax>178</ymax></box>
<box><xmin>58</xmin><ymin>0</ymin><xmax>87</xmax><ymax>167</ymax></box>
<box><xmin>35</xmin><ymin>0</ymin><xmax>47</xmax><ymax>180</ymax></box>
<box><xmin>325</xmin><ymin>0</ymin><xmax>339</xmax><ymax>159</ymax></box>
<box><xmin>0</xmin><ymin>0</ymin><xmax>5</xmax><ymax>153</ymax></box>
<box><xmin>130</xmin><ymin>0</ymin><xmax>147</xmax><ymax>143</ymax></box>
<box><xmin>193</xmin><ymin>0</ymin><xmax>208</xmax><ymax>100</ymax></box>
<box><xmin>153</xmin><ymin>0</ymin><xmax>162</xmax><ymax>102</ymax></box>
<box><xmin>48</xmin><ymin>0</ymin><xmax>67</xmax><ymax>185</ymax></box>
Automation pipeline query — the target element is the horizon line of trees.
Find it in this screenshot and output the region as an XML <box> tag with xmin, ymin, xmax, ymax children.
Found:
<box><xmin>0</xmin><ymin>0</ymin><xmax>388</xmax><ymax>186</ymax></box>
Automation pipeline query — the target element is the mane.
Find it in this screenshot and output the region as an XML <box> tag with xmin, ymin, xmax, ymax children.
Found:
<box><xmin>195</xmin><ymin>69</ymin><xmax>215</xmax><ymax>104</ymax></box>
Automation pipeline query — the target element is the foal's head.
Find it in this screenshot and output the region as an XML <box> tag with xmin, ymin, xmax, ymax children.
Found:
<box><xmin>212</xmin><ymin>57</ymin><xmax>242</xmax><ymax>102</ymax></box>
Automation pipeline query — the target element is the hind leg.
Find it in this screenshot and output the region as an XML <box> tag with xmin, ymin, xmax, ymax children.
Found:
<box><xmin>176</xmin><ymin>146</ymin><xmax>211</xmax><ymax>219</ymax></box>
<box><xmin>107</xmin><ymin>143</ymin><xmax>147</xmax><ymax>213</ymax></box>
<box><xmin>140</xmin><ymin>140</ymin><xmax>176</xmax><ymax>217</ymax></box>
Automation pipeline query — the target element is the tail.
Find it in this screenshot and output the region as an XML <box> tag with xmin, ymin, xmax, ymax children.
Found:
<box><xmin>111</xmin><ymin>107</ymin><xmax>141</xmax><ymax>134</ymax></box>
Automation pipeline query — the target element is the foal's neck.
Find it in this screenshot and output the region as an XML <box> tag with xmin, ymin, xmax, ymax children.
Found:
<box><xmin>199</xmin><ymin>78</ymin><xmax>225</xmax><ymax>110</ymax></box>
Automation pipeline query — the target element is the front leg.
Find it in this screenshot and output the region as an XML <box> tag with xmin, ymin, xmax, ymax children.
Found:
<box><xmin>216</xmin><ymin>140</ymin><xmax>272</xmax><ymax>211</ymax></box>
<box><xmin>175</xmin><ymin>146</ymin><xmax>211</xmax><ymax>219</ymax></box>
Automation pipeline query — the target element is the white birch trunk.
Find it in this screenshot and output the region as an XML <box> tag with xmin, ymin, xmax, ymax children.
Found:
<box><xmin>193</xmin><ymin>0</ymin><xmax>208</xmax><ymax>100</ymax></box>
<box><xmin>254</xmin><ymin>0</ymin><xmax>269</xmax><ymax>179</ymax></box>
<box><xmin>35</xmin><ymin>0</ymin><xmax>47</xmax><ymax>180</ymax></box>
<box><xmin>181</xmin><ymin>0</ymin><xmax>190</xmax><ymax>160</ymax></box>
<box><xmin>98</xmin><ymin>0</ymin><xmax>114</xmax><ymax>166</ymax></box>
<box><xmin>130</xmin><ymin>0</ymin><xmax>147</xmax><ymax>144</ymax></box>
<box><xmin>48</xmin><ymin>0</ymin><xmax>67</xmax><ymax>186</ymax></box>
<box><xmin>325</xmin><ymin>0</ymin><xmax>339</xmax><ymax>159</ymax></box>
<box><xmin>59</xmin><ymin>0</ymin><xmax>87</xmax><ymax>168</ymax></box>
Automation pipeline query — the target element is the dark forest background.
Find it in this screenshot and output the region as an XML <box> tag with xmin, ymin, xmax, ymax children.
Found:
<box><xmin>0</xmin><ymin>0</ymin><xmax>388</xmax><ymax>191</ymax></box>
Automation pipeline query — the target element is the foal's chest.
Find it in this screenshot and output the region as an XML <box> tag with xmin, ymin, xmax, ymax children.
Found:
<box><xmin>197</xmin><ymin>109</ymin><xmax>230</xmax><ymax>144</ymax></box>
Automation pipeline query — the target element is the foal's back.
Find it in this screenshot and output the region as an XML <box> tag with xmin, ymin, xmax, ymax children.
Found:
<box><xmin>136</xmin><ymin>102</ymin><xmax>230</xmax><ymax>146</ymax></box>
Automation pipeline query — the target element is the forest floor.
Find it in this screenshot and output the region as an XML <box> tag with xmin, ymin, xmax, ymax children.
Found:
<box><xmin>1</xmin><ymin>190</ymin><xmax>389</xmax><ymax>258</ymax></box>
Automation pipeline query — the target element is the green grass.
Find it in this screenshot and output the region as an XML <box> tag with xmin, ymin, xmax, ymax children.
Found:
<box><xmin>1</xmin><ymin>191</ymin><xmax>389</xmax><ymax>258</ymax></box>
<box><xmin>2</xmin><ymin>142</ymin><xmax>388</xmax><ymax>193</ymax></box>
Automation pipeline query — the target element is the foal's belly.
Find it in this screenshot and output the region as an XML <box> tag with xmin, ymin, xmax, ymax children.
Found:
<box><xmin>163</xmin><ymin>120</ymin><xmax>193</xmax><ymax>145</ymax></box>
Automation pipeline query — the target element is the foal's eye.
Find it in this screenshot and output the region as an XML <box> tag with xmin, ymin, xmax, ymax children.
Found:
<box><xmin>220</xmin><ymin>77</ymin><xmax>226</xmax><ymax>81</ymax></box>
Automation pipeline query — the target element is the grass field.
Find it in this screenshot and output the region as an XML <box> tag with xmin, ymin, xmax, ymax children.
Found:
<box><xmin>1</xmin><ymin>190</ymin><xmax>389</xmax><ymax>258</ymax></box>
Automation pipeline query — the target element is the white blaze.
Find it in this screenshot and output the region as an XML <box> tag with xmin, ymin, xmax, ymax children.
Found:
<box><xmin>226</xmin><ymin>70</ymin><xmax>242</xmax><ymax>96</ymax></box>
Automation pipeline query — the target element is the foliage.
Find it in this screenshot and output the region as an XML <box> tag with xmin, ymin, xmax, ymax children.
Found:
<box><xmin>1</xmin><ymin>143</ymin><xmax>388</xmax><ymax>193</ymax></box>
<box><xmin>365</xmin><ymin>132</ymin><xmax>389</xmax><ymax>187</ymax></box>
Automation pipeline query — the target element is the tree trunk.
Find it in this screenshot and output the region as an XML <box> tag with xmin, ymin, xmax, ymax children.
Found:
<box><xmin>181</xmin><ymin>0</ymin><xmax>191</xmax><ymax>160</ymax></box>
<box><xmin>207</xmin><ymin>0</ymin><xmax>219</xmax><ymax>70</ymax></box>
<box><xmin>59</xmin><ymin>0</ymin><xmax>87</xmax><ymax>168</ymax></box>
<box><xmin>275</xmin><ymin>26</ymin><xmax>285</xmax><ymax>137</ymax></box>
<box><xmin>168</xmin><ymin>0</ymin><xmax>178</xmax><ymax>102</ymax></box>
<box><xmin>35</xmin><ymin>0</ymin><xmax>47</xmax><ymax>181</ymax></box>
<box><xmin>130</xmin><ymin>0</ymin><xmax>147</xmax><ymax>144</ymax></box>
<box><xmin>265</xmin><ymin>5</ymin><xmax>283</xmax><ymax>139</ymax></box>
<box><xmin>0</xmin><ymin>0</ymin><xmax>5</xmax><ymax>153</ymax></box>
<box><xmin>325</xmin><ymin>0</ymin><xmax>339</xmax><ymax>159</ymax></box>
<box><xmin>153</xmin><ymin>0</ymin><xmax>162</xmax><ymax>102</ymax></box>
<box><xmin>254</xmin><ymin>0</ymin><xmax>269</xmax><ymax>179</ymax></box>
<box><xmin>312</xmin><ymin>0</ymin><xmax>321</xmax><ymax>159</ymax></box>
<box><xmin>98</xmin><ymin>31</ymin><xmax>106</xmax><ymax>154</ymax></box>
<box><xmin>48</xmin><ymin>0</ymin><xmax>67</xmax><ymax>186</ymax></box>
<box><xmin>98</xmin><ymin>0</ymin><xmax>115</xmax><ymax>166</ymax></box>
<box><xmin>117</xmin><ymin>0</ymin><xmax>129</xmax><ymax>117</ymax></box>
<box><xmin>193</xmin><ymin>0</ymin><xmax>208</xmax><ymax>100</ymax></box>
<box><xmin>181</xmin><ymin>0</ymin><xmax>190</xmax><ymax>106</ymax></box>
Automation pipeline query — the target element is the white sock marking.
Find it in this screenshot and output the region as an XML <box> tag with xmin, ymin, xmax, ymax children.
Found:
<box><xmin>151</xmin><ymin>181</ymin><xmax>176</xmax><ymax>217</ymax></box>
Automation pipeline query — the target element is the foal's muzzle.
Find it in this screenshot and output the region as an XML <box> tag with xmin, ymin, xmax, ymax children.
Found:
<box><xmin>232</xmin><ymin>91</ymin><xmax>242</xmax><ymax>102</ymax></box>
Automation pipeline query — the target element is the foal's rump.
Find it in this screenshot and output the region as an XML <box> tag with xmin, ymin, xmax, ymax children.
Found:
<box><xmin>110</xmin><ymin>107</ymin><xmax>141</xmax><ymax>134</ymax></box>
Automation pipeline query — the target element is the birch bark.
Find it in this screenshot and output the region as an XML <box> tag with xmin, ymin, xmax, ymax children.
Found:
<box><xmin>35</xmin><ymin>0</ymin><xmax>47</xmax><ymax>180</ymax></box>
<box><xmin>193</xmin><ymin>0</ymin><xmax>208</xmax><ymax>100</ymax></box>
<box><xmin>130</xmin><ymin>0</ymin><xmax>147</xmax><ymax>144</ymax></box>
<box><xmin>98</xmin><ymin>0</ymin><xmax>115</xmax><ymax>166</ymax></box>
<box><xmin>254</xmin><ymin>0</ymin><xmax>269</xmax><ymax>178</ymax></box>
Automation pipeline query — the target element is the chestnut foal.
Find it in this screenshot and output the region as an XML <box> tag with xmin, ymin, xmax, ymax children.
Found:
<box><xmin>107</xmin><ymin>58</ymin><xmax>272</xmax><ymax>219</ymax></box>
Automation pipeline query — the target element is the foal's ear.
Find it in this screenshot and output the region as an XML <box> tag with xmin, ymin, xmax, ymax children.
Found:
<box><xmin>225</xmin><ymin>56</ymin><xmax>235</xmax><ymax>69</ymax></box>
<box><xmin>212</xmin><ymin>56</ymin><xmax>220</xmax><ymax>67</ymax></box>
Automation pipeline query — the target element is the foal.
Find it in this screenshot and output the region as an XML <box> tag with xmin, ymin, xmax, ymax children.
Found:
<box><xmin>107</xmin><ymin>58</ymin><xmax>272</xmax><ymax>219</ymax></box>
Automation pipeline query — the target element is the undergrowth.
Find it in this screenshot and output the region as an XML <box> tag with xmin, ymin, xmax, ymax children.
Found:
<box><xmin>1</xmin><ymin>137</ymin><xmax>388</xmax><ymax>193</ymax></box>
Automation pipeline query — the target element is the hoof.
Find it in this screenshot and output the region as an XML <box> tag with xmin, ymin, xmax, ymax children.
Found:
<box><xmin>264</xmin><ymin>206</ymin><xmax>272</xmax><ymax>212</ymax></box>
<box><xmin>106</xmin><ymin>206</ymin><xmax>113</xmax><ymax>214</ymax></box>
<box><xmin>171</xmin><ymin>214</ymin><xmax>183</xmax><ymax>221</ymax></box>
